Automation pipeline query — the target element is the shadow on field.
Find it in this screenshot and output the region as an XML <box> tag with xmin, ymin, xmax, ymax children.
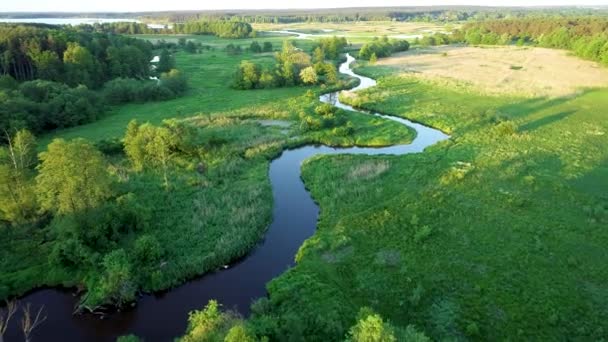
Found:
<box><xmin>519</xmin><ymin>110</ymin><xmax>576</xmax><ymax>132</ymax></box>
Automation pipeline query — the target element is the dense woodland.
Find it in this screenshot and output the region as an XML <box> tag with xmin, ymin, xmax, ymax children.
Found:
<box><xmin>0</xmin><ymin>24</ymin><xmax>188</xmax><ymax>136</ymax></box>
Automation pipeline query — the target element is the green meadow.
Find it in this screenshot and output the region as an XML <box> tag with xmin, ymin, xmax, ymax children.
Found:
<box><xmin>251</xmin><ymin>63</ymin><xmax>608</xmax><ymax>340</ymax></box>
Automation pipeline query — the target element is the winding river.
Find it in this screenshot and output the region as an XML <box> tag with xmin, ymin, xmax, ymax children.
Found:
<box><xmin>4</xmin><ymin>54</ymin><xmax>448</xmax><ymax>341</ymax></box>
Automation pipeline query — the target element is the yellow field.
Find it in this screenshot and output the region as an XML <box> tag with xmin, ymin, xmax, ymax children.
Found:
<box><xmin>375</xmin><ymin>45</ymin><xmax>608</xmax><ymax>97</ymax></box>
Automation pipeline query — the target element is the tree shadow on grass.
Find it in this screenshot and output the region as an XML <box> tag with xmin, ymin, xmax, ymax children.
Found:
<box><xmin>519</xmin><ymin>110</ymin><xmax>576</xmax><ymax>132</ymax></box>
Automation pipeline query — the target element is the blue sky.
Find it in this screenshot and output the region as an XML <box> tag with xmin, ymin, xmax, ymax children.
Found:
<box><xmin>1</xmin><ymin>0</ymin><xmax>606</xmax><ymax>12</ymax></box>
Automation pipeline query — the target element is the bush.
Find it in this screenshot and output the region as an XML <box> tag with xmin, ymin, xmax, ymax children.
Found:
<box><xmin>160</xmin><ymin>69</ymin><xmax>188</xmax><ymax>94</ymax></box>
<box><xmin>249</xmin><ymin>41</ymin><xmax>262</xmax><ymax>53</ymax></box>
<box><xmin>263</xmin><ymin>41</ymin><xmax>273</xmax><ymax>52</ymax></box>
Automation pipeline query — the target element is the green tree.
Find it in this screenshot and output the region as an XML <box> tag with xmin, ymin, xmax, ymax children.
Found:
<box><xmin>369</xmin><ymin>53</ymin><xmax>378</xmax><ymax>64</ymax></box>
<box><xmin>124</xmin><ymin>120</ymin><xmax>146</xmax><ymax>171</ymax></box>
<box><xmin>146</xmin><ymin>126</ymin><xmax>175</xmax><ymax>189</ymax></box>
<box><xmin>313</xmin><ymin>46</ymin><xmax>325</xmax><ymax>63</ymax></box>
<box><xmin>235</xmin><ymin>61</ymin><xmax>260</xmax><ymax>89</ymax></box>
<box><xmin>259</xmin><ymin>70</ymin><xmax>276</xmax><ymax>88</ymax></box>
<box><xmin>63</xmin><ymin>42</ymin><xmax>97</xmax><ymax>87</ymax></box>
<box><xmin>281</xmin><ymin>61</ymin><xmax>296</xmax><ymax>86</ymax></box>
<box><xmin>99</xmin><ymin>249</ymin><xmax>136</xmax><ymax>305</ymax></box>
<box><xmin>36</xmin><ymin>138</ymin><xmax>113</xmax><ymax>214</ymax></box>
<box><xmin>0</xmin><ymin>129</ymin><xmax>38</xmax><ymax>223</ymax></box>
<box><xmin>324</xmin><ymin>63</ymin><xmax>339</xmax><ymax>84</ymax></box>
<box><xmin>299</xmin><ymin>66</ymin><xmax>318</xmax><ymax>85</ymax></box>
<box><xmin>157</xmin><ymin>49</ymin><xmax>174</xmax><ymax>73</ymax></box>
<box><xmin>224</xmin><ymin>324</ymin><xmax>256</xmax><ymax>342</ymax></box>
<box><xmin>124</xmin><ymin>121</ymin><xmax>178</xmax><ymax>189</ymax></box>
<box><xmin>347</xmin><ymin>309</ymin><xmax>396</xmax><ymax>342</ymax></box>
<box><xmin>249</xmin><ymin>41</ymin><xmax>262</xmax><ymax>53</ymax></box>
<box><xmin>263</xmin><ymin>41</ymin><xmax>273</xmax><ymax>52</ymax></box>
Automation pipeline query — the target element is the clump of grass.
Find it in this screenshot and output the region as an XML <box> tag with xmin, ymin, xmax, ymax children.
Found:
<box><xmin>510</xmin><ymin>65</ymin><xmax>523</xmax><ymax>70</ymax></box>
<box><xmin>348</xmin><ymin>160</ymin><xmax>390</xmax><ymax>180</ymax></box>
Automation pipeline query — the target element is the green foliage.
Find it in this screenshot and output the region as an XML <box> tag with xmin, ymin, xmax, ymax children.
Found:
<box><xmin>98</xmin><ymin>248</ymin><xmax>136</xmax><ymax>306</ymax></box>
<box><xmin>179</xmin><ymin>300</ymin><xmax>253</xmax><ymax>342</ymax></box>
<box><xmin>317</xmin><ymin>36</ymin><xmax>348</xmax><ymax>59</ymax></box>
<box><xmin>369</xmin><ymin>53</ymin><xmax>378</xmax><ymax>64</ymax></box>
<box><xmin>346</xmin><ymin>309</ymin><xmax>397</xmax><ymax>342</ymax></box>
<box><xmin>0</xmin><ymin>24</ymin><xmax>153</xmax><ymax>85</ymax></box>
<box><xmin>116</xmin><ymin>335</ymin><xmax>141</xmax><ymax>342</ymax></box>
<box><xmin>249</xmin><ymin>41</ymin><xmax>262</xmax><ymax>53</ymax></box>
<box><xmin>160</xmin><ymin>69</ymin><xmax>189</xmax><ymax>95</ymax></box>
<box><xmin>359</xmin><ymin>37</ymin><xmax>410</xmax><ymax>60</ymax></box>
<box><xmin>457</xmin><ymin>17</ymin><xmax>608</xmax><ymax>64</ymax></box>
<box><xmin>233</xmin><ymin>40</ymin><xmax>340</xmax><ymax>90</ymax></box>
<box><xmin>123</xmin><ymin>120</ymin><xmax>183</xmax><ymax>188</ymax></box>
<box><xmin>157</xmin><ymin>49</ymin><xmax>175</xmax><ymax>73</ymax></box>
<box><xmin>173</xmin><ymin>20</ymin><xmax>253</xmax><ymax>38</ymax></box>
<box><xmin>262</xmin><ymin>41</ymin><xmax>273</xmax><ymax>52</ymax></box>
<box><xmin>299</xmin><ymin>66</ymin><xmax>319</xmax><ymax>85</ymax></box>
<box><xmin>233</xmin><ymin>61</ymin><xmax>261</xmax><ymax>89</ymax></box>
<box><xmin>0</xmin><ymin>129</ymin><xmax>38</xmax><ymax>223</ymax></box>
<box><xmin>36</xmin><ymin>138</ymin><xmax>113</xmax><ymax>215</ymax></box>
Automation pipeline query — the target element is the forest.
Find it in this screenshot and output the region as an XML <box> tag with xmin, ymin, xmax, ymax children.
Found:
<box><xmin>420</xmin><ymin>17</ymin><xmax>608</xmax><ymax>65</ymax></box>
<box><xmin>0</xmin><ymin>24</ymin><xmax>188</xmax><ymax>136</ymax></box>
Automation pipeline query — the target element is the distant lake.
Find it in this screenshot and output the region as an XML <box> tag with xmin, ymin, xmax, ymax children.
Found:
<box><xmin>0</xmin><ymin>18</ymin><xmax>169</xmax><ymax>28</ymax></box>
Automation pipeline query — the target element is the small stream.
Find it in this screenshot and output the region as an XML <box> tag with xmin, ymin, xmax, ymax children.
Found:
<box><xmin>3</xmin><ymin>54</ymin><xmax>448</xmax><ymax>342</ymax></box>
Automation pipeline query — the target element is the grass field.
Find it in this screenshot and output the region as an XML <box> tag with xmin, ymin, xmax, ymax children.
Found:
<box><xmin>251</xmin><ymin>51</ymin><xmax>608</xmax><ymax>340</ymax></box>
<box><xmin>363</xmin><ymin>45</ymin><xmax>608</xmax><ymax>97</ymax></box>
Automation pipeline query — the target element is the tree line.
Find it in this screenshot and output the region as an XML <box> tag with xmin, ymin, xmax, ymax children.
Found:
<box><xmin>433</xmin><ymin>17</ymin><xmax>608</xmax><ymax>65</ymax></box>
<box><xmin>155</xmin><ymin>7</ymin><xmax>607</xmax><ymax>24</ymax></box>
<box><xmin>232</xmin><ymin>38</ymin><xmax>346</xmax><ymax>90</ymax></box>
<box><xmin>83</xmin><ymin>20</ymin><xmax>254</xmax><ymax>38</ymax></box>
<box><xmin>358</xmin><ymin>37</ymin><xmax>410</xmax><ymax>60</ymax></box>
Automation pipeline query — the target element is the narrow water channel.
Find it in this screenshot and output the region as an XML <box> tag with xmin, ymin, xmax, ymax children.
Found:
<box><xmin>3</xmin><ymin>54</ymin><xmax>448</xmax><ymax>342</ymax></box>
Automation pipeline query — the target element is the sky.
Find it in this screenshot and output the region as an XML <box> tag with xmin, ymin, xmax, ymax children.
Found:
<box><xmin>1</xmin><ymin>0</ymin><xmax>606</xmax><ymax>13</ymax></box>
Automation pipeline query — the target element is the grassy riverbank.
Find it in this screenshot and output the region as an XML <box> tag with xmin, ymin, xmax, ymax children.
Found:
<box><xmin>248</xmin><ymin>61</ymin><xmax>608</xmax><ymax>340</ymax></box>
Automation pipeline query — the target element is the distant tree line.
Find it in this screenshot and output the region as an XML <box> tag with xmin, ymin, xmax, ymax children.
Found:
<box><xmin>83</xmin><ymin>20</ymin><xmax>254</xmax><ymax>39</ymax></box>
<box><xmin>448</xmin><ymin>17</ymin><xmax>608</xmax><ymax>65</ymax></box>
<box><xmin>154</xmin><ymin>7</ymin><xmax>608</xmax><ymax>24</ymax></box>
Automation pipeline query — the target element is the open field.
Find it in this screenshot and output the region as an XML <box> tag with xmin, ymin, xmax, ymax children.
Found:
<box><xmin>258</xmin><ymin>60</ymin><xmax>608</xmax><ymax>340</ymax></box>
<box><xmin>367</xmin><ymin>45</ymin><xmax>608</xmax><ymax>97</ymax></box>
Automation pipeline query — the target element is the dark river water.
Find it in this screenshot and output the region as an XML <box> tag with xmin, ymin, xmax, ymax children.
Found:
<box><xmin>3</xmin><ymin>53</ymin><xmax>449</xmax><ymax>342</ymax></box>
